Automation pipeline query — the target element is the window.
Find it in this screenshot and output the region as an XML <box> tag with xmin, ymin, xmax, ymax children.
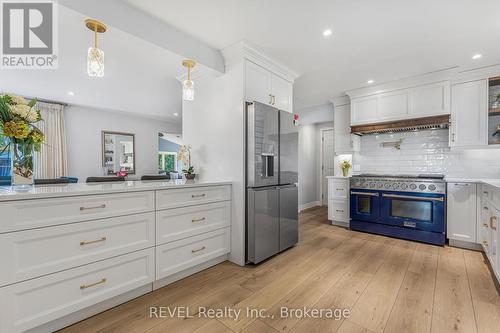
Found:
<box><xmin>158</xmin><ymin>151</ymin><xmax>177</xmax><ymax>173</ymax></box>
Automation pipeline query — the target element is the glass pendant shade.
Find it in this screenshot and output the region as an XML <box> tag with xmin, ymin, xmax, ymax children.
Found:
<box><xmin>87</xmin><ymin>46</ymin><xmax>104</xmax><ymax>77</ymax></box>
<box><xmin>182</xmin><ymin>79</ymin><xmax>194</xmax><ymax>101</ymax></box>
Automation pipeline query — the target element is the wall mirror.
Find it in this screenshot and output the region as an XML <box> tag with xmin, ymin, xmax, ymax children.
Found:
<box><xmin>102</xmin><ymin>131</ymin><xmax>135</xmax><ymax>175</ymax></box>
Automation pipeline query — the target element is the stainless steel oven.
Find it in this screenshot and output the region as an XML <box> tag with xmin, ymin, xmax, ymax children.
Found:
<box><xmin>350</xmin><ymin>189</ymin><xmax>380</xmax><ymax>222</ymax></box>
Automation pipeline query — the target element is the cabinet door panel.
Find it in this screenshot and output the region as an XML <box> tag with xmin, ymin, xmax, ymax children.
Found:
<box><xmin>450</xmin><ymin>80</ymin><xmax>488</xmax><ymax>148</ymax></box>
<box><xmin>351</xmin><ymin>96</ymin><xmax>377</xmax><ymax>124</ymax></box>
<box><xmin>377</xmin><ymin>90</ymin><xmax>409</xmax><ymax>120</ymax></box>
<box><xmin>410</xmin><ymin>81</ymin><xmax>450</xmax><ymax>116</ymax></box>
<box><xmin>245</xmin><ymin>60</ymin><xmax>272</xmax><ymax>105</ymax></box>
<box><xmin>334</xmin><ymin>104</ymin><xmax>359</xmax><ymax>153</ymax></box>
<box><xmin>272</xmin><ymin>74</ymin><xmax>293</xmax><ymax>112</ymax></box>
<box><xmin>447</xmin><ymin>183</ymin><xmax>477</xmax><ymax>242</ymax></box>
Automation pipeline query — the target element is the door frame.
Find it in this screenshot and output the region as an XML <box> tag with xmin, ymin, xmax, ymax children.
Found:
<box><xmin>319</xmin><ymin>127</ymin><xmax>334</xmax><ymax>206</ymax></box>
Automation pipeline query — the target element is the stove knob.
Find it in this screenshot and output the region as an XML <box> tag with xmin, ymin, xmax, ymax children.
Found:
<box><xmin>409</xmin><ymin>184</ymin><xmax>417</xmax><ymax>190</ymax></box>
<box><xmin>400</xmin><ymin>183</ymin><xmax>408</xmax><ymax>190</ymax></box>
<box><xmin>377</xmin><ymin>182</ymin><xmax>383</xmax><ymax>188</ymax></box>
<box><xmin>428</xmin><ymin>184</ymin><xmax>436</xmax><ymax>191</ymax></box>
<box><xmin>392</xmin><ymin>183</ymin><xmax>400</xmax><ymax>189</ymax></box>
<box><xmin>384</xmin><ymin>183</ymin><xmax>391</xmax><ymax>189</ymax></box>
<box><xmin>419</xmin><ymin>184</ymin><xmax>427</xmax><ymax>191</ymax></box>
<box><xmin>360</xmin><ymin>182</ymin><xmax>366</xmax><ymax>188</ymax></box>
<box><xmin>369</xmin><ymin>182</ymin><xmax>376</xmax><ymax>188</ymax></box>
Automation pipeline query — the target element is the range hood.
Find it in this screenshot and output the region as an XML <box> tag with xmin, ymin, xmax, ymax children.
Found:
<box><xmin>351</xmin><ymin>115</ymin><xmax>450</xmax><ymax>136</ymax></box>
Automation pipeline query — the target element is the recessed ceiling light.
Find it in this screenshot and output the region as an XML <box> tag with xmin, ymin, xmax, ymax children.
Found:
<box><xmin>68</xmin><ymin>91</ymin><xmax>75</xmax><ymax>96</ymax></box>
<box><xmin>367</xmin><ymin>79</ymin><xmax>374</xmax><ymax>84</ymax></box>
<box><xmin>173</xmin><ymin>112</ymin><xmax>179</xmax><ymax>116</ymax></box>
<box><xmin>322</xmin><ymin>29</ymin><xmax>332</xmax><ymax>37</ymax></box>
<box><xmin>472</xmin><ymin>54</ymin><xmax>482</xmax><ymax>60</ymax></box>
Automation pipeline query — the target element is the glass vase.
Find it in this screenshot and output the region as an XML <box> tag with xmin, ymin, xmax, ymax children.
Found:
<box><xmin>342</xmin><ymin>168</ymin><xmax>349</xmax><ymax>177</ymax></box>
<box><xmin>11</xmin><ymin>143</ymin><xmax>35</xmax><ymax>188</ymax></box>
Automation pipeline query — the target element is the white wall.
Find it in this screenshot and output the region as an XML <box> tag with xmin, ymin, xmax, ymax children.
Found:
<box><xmin>182</xmin><ymin>61</ymin><xmax>246</xmax><ymax>266</ymax></box>
<box><xmin>65</xmin><ymin>106</ymin><xmax>180</xmax><ymax>182</ymax></box>
<box><xmin>296</xmin><ymin>103</ymin><xmax>334</xmax><ymax>125</ymax></box>
<box><xmin>298</xmin><ymin>124</ymin><xmax>317</xmax><ymax>209</ymax></box>
<box><xmin>354</xmin><ymin>129</ymin><xmax>500</xmax><ymax>178</ymax></box>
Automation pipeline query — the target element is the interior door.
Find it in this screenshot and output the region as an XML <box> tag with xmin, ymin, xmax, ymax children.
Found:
<box><xmin>246</xmin><ymin>187</ymin><xmax>279</xmax><ymax>264</ymax></box>
<box><xmin>322</xmin><ymin>129</ymin><xmax>334</xmax><ymax>205</ymax></box>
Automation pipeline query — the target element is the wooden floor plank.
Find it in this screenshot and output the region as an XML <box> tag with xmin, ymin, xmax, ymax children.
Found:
<box><xmin>383</xmin><ymin>244</ymin><xmax>438</xmax><ymax>333</ymax></box>
<box><xmin>336</xmin><ymin>320</ymin><xmax>376</xmax><ymax>333</ymax></box>
<box><xmin>431</xmin><ymin>247</ymin><xmax>477</xmax><ymax>333</ymax></box>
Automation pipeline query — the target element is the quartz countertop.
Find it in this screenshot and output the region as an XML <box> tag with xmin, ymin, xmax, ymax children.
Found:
<box><xmin>444</xmin><ymin>177</ymin><xmax>500</xmax><ymax>189</ymax></box>
<box><xmin>326</xmin><ymin>175</ymin><xmax>351</xmax><ymax>179</ymax></box>
<box><xmin>0</xmin><ymin>180</ymin><xmax>232</xmax><ymax>202</ymax></box>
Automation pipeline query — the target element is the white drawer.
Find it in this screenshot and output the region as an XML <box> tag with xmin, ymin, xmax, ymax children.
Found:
<box><xmin>156</xmin><ymin>228</ymin><xmax>230</xmax><ymax>280</ymax></box>
<box><xmin>156</xmin><ymin>202</ymin><xmax>230</xmax><ymax>245</ymax></box>
<box><xmin>156</xmin><ymin>185</ymin><xmax>230</xmax><ymax>210</ymax></box>
<box><xmin>328</xmin><ymin>179</ymin><xmax>349</xmax><ymax>201</ymax></box>
<box><xmin>0</xmin><ymin>248</ymin><xmax>154</xmax><ymax>333</ymax></box>
<box><xmin>0</xmin><ymin>191</ymin><xmax>155</xmax><ymax>233</ymax></box>
<box><xmin>328</xmin><ymin>200</ymin><xmax>349</xmax><ymax>222</ymax></box>
<box><xmin>0</xmin><ymin>212</ymin><xmax>155</xmax><ymax>287</ymax></box>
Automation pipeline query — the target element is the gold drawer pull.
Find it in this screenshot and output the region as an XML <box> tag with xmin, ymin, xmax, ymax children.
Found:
<box><xmin>484</xmin><ymin>223</ymin><xmax>489</xmax><ymax>228</ymax></box>
<box><xmin>335</xmin><ymin>209</ymin><xmax>344</xmax><ymax>213</ymax></box>
<box><xmin>80</xmin><ymin>237</ymin><xmax>107</xmax><ymax>246</ymax></box>
<box><xmin>484</xmin><ymin>207</ymin><xmax>489</xmax><ymax>210</ymax></box>
<box><xmin>484</xmin><ymin>191</ymin><xmax>489</xmax><ymax>195</ymax></box>
<box><xmin>491</xmin><ymin>216</ymin><xmax>497</xmax><ymax>231</ymax></box>
<box><xmin>80</xmin><ymin>278</ymin><xmax>106</xmax><ymax>290</ymax></box>
<box><xmin>336</xmin><ymin>188</ymin><xmax>344</xmax><ymax>191</ymax></box>
<box><xmin>483</xmin><ymin>241</ymin><xmax>489</xmax><ymax>245</ymax></box>
<box><xmin>191</xmin><ymin>194</ymin><xmax>206</xmax><ymax>198</ymax></box>
<box><xmin>80</xmin><ymin>204</ymin><xmax>106</xmax><ymax>211</ymax></box>
<box><xmin>191</xmin><ymin>246</ymin><xmax>206</xmax><ymax>253</ymax></box>
<box><xmin>192</xmin><ymin>217</ymin><xmax>206</xmax><ymax>223</ymax></box>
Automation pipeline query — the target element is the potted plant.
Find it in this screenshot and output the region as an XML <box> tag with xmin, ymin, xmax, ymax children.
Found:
<box><xmin>339</xmin><ymin>159</ymin><xmax>352</xmax><ymax>177</ymax></box>
<box><xmin>0</xmin><ymin>94</ymin><xmax>44</xmax><ymax>187</ymax></box>
<box><xmin>178</xmin><ymin>144</ymin><xmax>196</xmax><ymax>180</ymax></box>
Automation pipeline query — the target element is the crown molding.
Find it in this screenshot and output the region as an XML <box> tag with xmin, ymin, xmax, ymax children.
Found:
<box><xmin>222</xmin><ymin>41</ymin><xmax>300</xmax><ymax>82</ymax></box>
<box><xmin>330</xmin><ymin>95</ymin><xmax>350</xmax><ymax>107</ymax></box>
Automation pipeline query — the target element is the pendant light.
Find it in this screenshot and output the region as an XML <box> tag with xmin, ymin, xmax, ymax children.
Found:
<box><xmin>182</xmin><ymin>60</ymin><xmax>196</xmax><ymax>101</ymax></box>
<box><xmin>85</xmin><ymin>19</ymin><xmax>107</xmax><ymax>77</ymax></box>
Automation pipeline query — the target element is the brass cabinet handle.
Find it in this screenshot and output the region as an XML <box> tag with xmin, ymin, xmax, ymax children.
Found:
<box><xmin>484</xmin><ymin>191</ymin><xmax>489</xmax><ymax>195</ymax></box>
<box><xmin>269</xmin><ymin>94</ymin><xmax>273</xmax><ymax>104</ymax></box>
<box><xmin>272</xmin><ymin>95</ymin><xmax>276</xmax><ymax>105</ymax></box>
<box><xmin>80</xmin><ymin>278</ymin><xmax>106</xmax><ymax>290</ymax></box>
<box><xmin>191</xmin><ymin>246</ymin><xmax>206</xmax><ymax>253</ymax></box>
<box><xmin>335</xmin><ymin>209</ymin><xmax>344</xmax><ymax>213</ymax></box>
<box><xmin>451</xmin><ymin>133</ymin><xmax>455</xmax><ymax>142</ymax></box>
<box><xmin>484</xmin><ymin>206</ymin><xmax>489</xmax><ymax>210</ymax></box>
<box><xmin>191</xmin><ymin>217</ymin><xmax>206</xmax><ymax>223</ymax></box>
<box><xmin>80</xmin><ymin>237</ymin><xmax>107</xmax><ymax>246</ymax></box>
<box><xmin>483</xmin><ymin>240</ymin><xmax>489</xmax><ymax>246</ymax></box>
<box><xmin>484</xmin><ymin>223</ymin><xmax>489</xmax><ymax>228</ymax></box>
<box><xmin>336</xmin><ymin>188</ymin><xmax>344</xmax><ymax>191</ymax></box>
<box><xmin>80</xmin><ymin>204</ymin><xmax>106</xmax><ymax>211</ymax></box>
<box><xmin>191</xmin><ymin>194</ymin><xmax>206</xmax><ymax>198</ymax></box>
<box><xmin>490</xmin><ymin>216</ymin><xmax>497</xmax><ymax>231</ymax></box>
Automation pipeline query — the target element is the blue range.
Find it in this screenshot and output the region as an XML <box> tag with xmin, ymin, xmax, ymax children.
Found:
<box><xmin>349</xmin><ymin>174</ymin><xmax>446</xmax><ymax>246</ymax></box>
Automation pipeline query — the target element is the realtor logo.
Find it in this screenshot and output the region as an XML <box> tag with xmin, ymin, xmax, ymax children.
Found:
<box><xmin>1</xmin><ymin>0</ymin><xmax>58</xmax><ymax>69</ymax></box>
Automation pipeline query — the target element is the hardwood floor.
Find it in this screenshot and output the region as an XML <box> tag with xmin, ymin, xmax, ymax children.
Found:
<box><xmin>59</xmin><ymin>207</ymin><xmax>500</xmax><ymax>333</ymax></box>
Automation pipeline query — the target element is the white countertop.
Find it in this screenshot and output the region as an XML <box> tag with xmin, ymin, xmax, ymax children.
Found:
<box><xmin>0</xmin><ymin>180</ymin><xmax>232</xmax><ymax>202</ymax></box>
<box><xmin>326</xmin><ymin>176</ymin><xmax>350</xmax><ymax>179</ymax></box>
<box><xmin>445</xmin><ymin>177</ymin><xmax>500</xmax><ymax>189</ymax></box>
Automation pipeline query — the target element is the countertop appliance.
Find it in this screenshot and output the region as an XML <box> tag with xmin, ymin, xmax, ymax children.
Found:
<box><xmin>349</xmin><ymin>174</ymin><xmax>446</xmax><ymax>245</ymax></box>
<box><xmin>246</xmin><ymin>101</ymin><xmax>299</xmax><ymax>264</ymax></box>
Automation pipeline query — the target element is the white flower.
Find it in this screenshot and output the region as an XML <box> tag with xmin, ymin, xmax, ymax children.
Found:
<box><xmin>6</xmin><ymin>94</ymin><xmax>27</xmax><ymax>105</ymax></box>
<box><xmin>9</xmin><ymin>104</ymin><xmax>38</xmax><ymax>122</ymax></box>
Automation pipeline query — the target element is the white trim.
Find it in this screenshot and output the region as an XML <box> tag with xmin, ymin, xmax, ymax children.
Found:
<box><xmin>319</xmin><ymin>127</ymin><xmax>334</xmax><ymax>206</ymax></box>
<box><xmin>331</xmin><ymin>220</ymin><xmax>350</xmax><ymax>228</ymax></box>
<box><xmin>222</xmin><ymin>41</ymin><xmax>300</xmax><ymax>82</ymax></box>
<box><xmin>299</xmin><ymin>201</ymin><xmax>321</xmax><ymax>212</ymax></box>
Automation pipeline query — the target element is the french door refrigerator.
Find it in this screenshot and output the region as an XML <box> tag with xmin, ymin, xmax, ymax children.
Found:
<box><xmin>246</xmin><ymin>101</ymin><xmax>298</xmax><ymax>264</ymax></box>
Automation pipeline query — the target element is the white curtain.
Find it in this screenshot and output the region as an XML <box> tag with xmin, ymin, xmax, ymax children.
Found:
<box><xmin>34</xmin><ymin>101</ymin><xmax>68</xmax><ymax>179</ymax></box>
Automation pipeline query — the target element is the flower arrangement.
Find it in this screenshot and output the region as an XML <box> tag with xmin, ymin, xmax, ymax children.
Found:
<box><xmin>177</xmin><ymin>144</ymin><xmax>196</xmax><ymax>179</ymax></box>
<box><xmin>0</xmin><ymin>93</ymin><xmax>44</xmax><ymax>185</ymax></box>
<box><xmin>339</xmin><ymin>159</ymin><xmax>352</xmax><ymax>177</ymax></box>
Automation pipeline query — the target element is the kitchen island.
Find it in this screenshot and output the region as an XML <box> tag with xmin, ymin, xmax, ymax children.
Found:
<box><xmin>0</xmin><ymin>180</ymin><xmax>232</xmax><ymax>333</ymax></box>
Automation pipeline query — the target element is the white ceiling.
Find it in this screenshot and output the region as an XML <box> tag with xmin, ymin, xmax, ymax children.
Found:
<box><xmin>124</xmin><ymin>0</ymin><xmax>500</xmax><ymax>110</ymax></box>
<box><xmin>0</xmin><ymin>5</ymin><xmax>185</xmax><ymax>122</ymax></box>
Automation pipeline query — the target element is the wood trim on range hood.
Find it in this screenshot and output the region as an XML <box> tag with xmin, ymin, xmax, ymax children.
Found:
<box><xmin>351</xmin><ymin>115</ymin><xmax>450</xmax><ymax>136</ymax></box>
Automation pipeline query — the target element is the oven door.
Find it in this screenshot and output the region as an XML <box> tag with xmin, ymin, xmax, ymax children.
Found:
<box><xmin>350</xmin><ymin>190</ymin><xmax>380</xmax><ymax>222</ymax></box>
<box><xmin>380</xmin><ymin>192</ymin><xmax>445</xmax><ymax>233</ymax></box>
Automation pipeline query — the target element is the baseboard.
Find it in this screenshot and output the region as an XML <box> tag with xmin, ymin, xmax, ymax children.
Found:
<box><xmin>448</xmin><ymin>239</ymin><xmax>483</xmax><ymax>251</ymax></box>
<box><xmin>331</xmin><ymin>220</ymin><xmax>349</xmax><ymax>228</ymax></box>
<box><xmin>153</xmin><ymin>254</ymin><xmax>228</xmax><ymax>290</ymax></box>
<box><xmin>26</xmin><ymin>284</ymin><xmax>153</xmax><ymax>333</ymax></box>
<box><xmin>299</xmin><ymin>201</ymin><xmax>321</xmax><ymax>212</ymax></box>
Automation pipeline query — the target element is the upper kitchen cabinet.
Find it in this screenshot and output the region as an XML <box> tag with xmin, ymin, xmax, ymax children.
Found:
<box><xmin>347</xmin><ymin>74</ymin><xmax>451</xmax><ymax>126</ymax></box>
<box><xmin>245</xmin><ymin>60</ymin><xmax>293</xmax><ymax>113</ymax></box>
<box><xmin>333</xmin><ymin>99</ymin><xmax>360</xmax><ymax>154</ymax></box>
<box><xmin>450</xmin><ymin>79</ymin><xmax>488</xmax><ymax>148</ymax></box>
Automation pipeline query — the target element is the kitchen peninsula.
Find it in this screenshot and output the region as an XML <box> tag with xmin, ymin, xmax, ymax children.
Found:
<box><xmin>0</xmin><ymin>180</ymin><xmax>231</xmax><ymax>333</ymax></box>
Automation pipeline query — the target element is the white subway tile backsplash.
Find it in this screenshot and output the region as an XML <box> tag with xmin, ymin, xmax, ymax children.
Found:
<box><xmin>354</xmin><ymin>129</ymin><xmax>500</xmax><ymax>178</ymax></box>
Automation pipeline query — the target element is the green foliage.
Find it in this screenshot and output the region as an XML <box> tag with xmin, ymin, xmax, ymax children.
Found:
<box><xmin>182</xmin><ymin>166</ymin><xmax>195</xmax><ymax>174</ymax></box>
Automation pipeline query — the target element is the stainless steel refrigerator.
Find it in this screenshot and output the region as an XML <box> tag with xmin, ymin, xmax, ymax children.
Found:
<box><xmin>246</xmin><ymin>101</ymin><xmax>299</xmax><ymax>264</ymax></box>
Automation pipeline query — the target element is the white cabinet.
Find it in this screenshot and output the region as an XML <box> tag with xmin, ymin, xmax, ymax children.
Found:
<box><xmin>410</xmin><ymin>81</ymin><xmax>450</xmax><ymax>117</ymax></box>
<box><xmin>334</xmin><ymin>103</ymin><xmax>359</xmax><ymax>154</ymax></box>
<box><xmin>327</xmin><ymin>177</ymin><xmax>350</xmax><ymax>227</ymax></box>
<box><xmin>245</xmin><ymin>60</ymin><xmax>293</xmax><ymax>112</ymax></box>
<box><xmin>350</xmin><ymin>81</ymin><xmax>451</xmax><ymax>125</ymax></box>
<box><xmin>447</xmin><ymin>182</ymin><xmax>477</xmax><ymax>243</ymax></box>
<box><xmin>450</xmin><ymin>79</ymin><xmax>488</xmax><ymax>148</ymax></box>
<box><xmin>480</xmin><ymin>184</ymin><xmax>500</xmax><ymax>281</ymax></box>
